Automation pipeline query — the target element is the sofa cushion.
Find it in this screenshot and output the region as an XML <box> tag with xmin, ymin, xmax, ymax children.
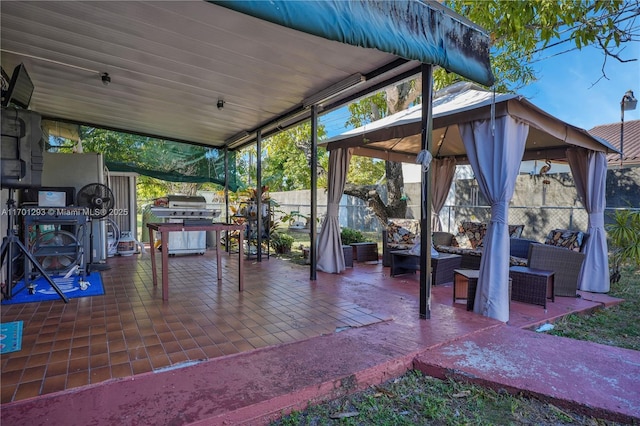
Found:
<box><xmin>544</xmin><ymin>229</ymin><xmax>586</xmax><ymax>252</ymax></box>
<box><xmin>458</xmin><ymin>221</ymin><xmax>486</xmax><ymax>249</ymax></box>
<box><xmin>510</xmin><ymin>238</ymin><xmax>538</xmax><ymax>259</ymax></box>
<box><xmin>432</xmin><ymin>232</ymin><xmax>459</xmax><ymax>247</ymax></box>
<box><xmin>386</xmin><ymin>219</ymin><xmax>419</xmax><ymax>249</ymax></box>
<box><xmin>509</xmin><ymin>224</ymin><xmax>525</xmax><ymax>239</ymax></box>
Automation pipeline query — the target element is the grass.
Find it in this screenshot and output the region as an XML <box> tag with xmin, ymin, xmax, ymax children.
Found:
<box><xmin>271</xmin><ymin>371</ymin><xmax>622</xmax><ymax>426</ymax></box>
<box><xmin>549</xmin><ymin>265</ymin><xmax>640</xmax><ymax>350</ymax></box>
<box><xmin>270</xmin><ymin>243</ymin><xmax>639</xmax><ymax>425</ymax></box>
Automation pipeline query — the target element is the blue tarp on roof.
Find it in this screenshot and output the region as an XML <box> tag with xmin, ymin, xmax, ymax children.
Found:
<box><xmin>213</xmin><ymin>0</ymin><xmax>494</xmax><ymax>87</ymax></box>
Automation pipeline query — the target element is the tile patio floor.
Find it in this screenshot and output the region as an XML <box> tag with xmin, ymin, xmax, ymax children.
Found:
<box><xmin>1</xmin><ymin>249</ymin><xmax>390</xmax><ymax>403</ymax></box>
<box><xmin>2</xmin><ymin>247</ymin><xmax>637</xmax><ymax>425</ymax></box>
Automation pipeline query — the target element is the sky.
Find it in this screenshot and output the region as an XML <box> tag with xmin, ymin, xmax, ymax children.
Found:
<box><xmin>517</xmin><ymin>42</ymin><xmax>640</xmax><ymax>131</ymax></box>
<box><xmin>321</xmin><ymin>41</ymin><xmax>640</xmax><ymax>139</ymax></box>
<box><xmin>320</xmin><ymin>40</ymin><xmax>639</xmax><ymax>180</ymax></box>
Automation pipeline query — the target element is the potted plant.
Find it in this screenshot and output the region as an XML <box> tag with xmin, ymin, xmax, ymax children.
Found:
<box><xmin>606</xmin><ymin>208</ymin><xmax>640</xmax><ymax>283</ymax></box>
<box><xmin>340</xmin><ymin>227</ymin><xmax>367</xmax><ymax>245</ymax></box>
<box><xmin>271</xmin><ymin>232</ymin><xmax>295</xmax><ymax>254</ymax></box>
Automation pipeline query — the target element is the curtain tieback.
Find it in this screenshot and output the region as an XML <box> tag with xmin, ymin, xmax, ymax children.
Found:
<box><xmin>490</xmin><ymin>201</ymin><xmax>508</xmax><ymax>224</ymax></box>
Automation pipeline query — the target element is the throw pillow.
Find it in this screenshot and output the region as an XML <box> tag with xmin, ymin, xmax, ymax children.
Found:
<box><xmin>544</xmin><ymin>229</ymin><xmax>585</xmax><ymax>252</ymax></box>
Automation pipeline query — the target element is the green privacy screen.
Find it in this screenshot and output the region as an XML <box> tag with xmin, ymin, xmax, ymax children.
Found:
<box><xmin>105</xmin><ymin>139</ymin><xmax>237</xmax><ymax>191</ymax></box>
<box><xmin>46</xmin><ymin>123</ymin><xmax>238</xmax><ymax>191</ymax></box>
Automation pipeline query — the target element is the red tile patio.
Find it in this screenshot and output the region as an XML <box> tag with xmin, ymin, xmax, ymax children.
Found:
<box><xmin>1</xmin><ymin>248</ymin><xmax>638</xmax><ymax>425</ymax></box>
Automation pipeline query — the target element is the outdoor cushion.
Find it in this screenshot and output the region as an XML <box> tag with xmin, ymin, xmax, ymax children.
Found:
<box><xmin>457</xmin><ymin>222</ymin><xmax>525</xmax><ymax>249</ymax></box>
<box><xmin>544</xmin><ymin>229</ymin><xmax>586</xmax><ymax>252</ymax></box>
<box><xmin>435</xmin><ymin>245</ymin><xmax>528</xmax><ymax>267</ymax></box>
<box><xmin>510</xmin><ymin>238</ymin><xmax>539</xmax><ymax>259</ymax></box>
<box><xmin>458</xmin><ymin>221</ymin><xmax>486</xmax><ymax>249</ymax></box>
<box><xmin>386</xmin><ymin>219</ymin><xmax>420</xmax><ymax>250</ymax></box>
<box><xmin>432</xmin><ymin>231</ymin><xmax>459</xmax><ymax>247</ymax></box>
<box><xmin>508</xmin><ymin>224</ymin><xmax>525</xmax><ymax>239</ymax></box>
<box><xmin>477</xmin><ymin>224</ymin><xmax>525</xmax><ymax>248</ymax></box>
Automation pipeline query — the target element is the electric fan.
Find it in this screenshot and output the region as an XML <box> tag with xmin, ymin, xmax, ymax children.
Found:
<box><xmin>76</xmin><ymin>183</ymin><xmax>115</xmax><ymax>272</ymax></box>
<box><xmin>31</xmin><ymin>229</ymin><xmax>81</xmax><ymax>276</ymax></box>
<box><xmin>76</xmin><ymin>183</ymin><xmax>114</xmax><ymax>220</ymax></box>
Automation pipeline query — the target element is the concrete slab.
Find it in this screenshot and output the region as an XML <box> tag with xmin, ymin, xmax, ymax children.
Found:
<box><xmin>0</xmin><ymin>261</ymin><xmax>633</xmax><ymax>425</ymax></box>
<box><xmin>414</xmin><ymin>326</ymin><xmax>640</xmax><ymax>424</ymax></box>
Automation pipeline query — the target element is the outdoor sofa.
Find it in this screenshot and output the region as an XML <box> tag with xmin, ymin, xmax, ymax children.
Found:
<box><xmin>441</xmin><ymin>228</ymin><xmax>588</xmax><ymax>297</ymax></box>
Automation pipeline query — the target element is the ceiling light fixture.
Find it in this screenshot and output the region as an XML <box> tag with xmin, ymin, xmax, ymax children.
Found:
<box><xmin>101</xmin><ymin>72</ymin><xmax>111</xmax><ymax>86</ymax></box>
<box><xmin>302</xmin><ymin>73</ymin><xmax>366</xmax><ymax>108</ymax></box>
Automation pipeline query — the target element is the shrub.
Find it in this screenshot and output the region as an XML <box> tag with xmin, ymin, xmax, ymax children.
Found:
<box><xmin>271</xmin><ymin>232</ymin><xmax>295</xmax><ymax>254</ymax></box>
<box><xmin>606</xmin><ymin>208</ymin><xmax>640</xmax><ymax>283</ymax></box>
<box><xmin>340</xmin><ymin>228</ymin><xmax>367</xmax><ymax>245</ymax></box>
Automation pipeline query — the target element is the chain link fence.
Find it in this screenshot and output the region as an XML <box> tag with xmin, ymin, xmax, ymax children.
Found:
<box><xmin>270</xmin><ymin>201</ymin><xmax>638</xmax><ymax>242</ymax></box>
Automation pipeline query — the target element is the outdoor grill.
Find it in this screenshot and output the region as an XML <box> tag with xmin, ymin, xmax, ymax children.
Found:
<box><xmin>150</xmin><ymin>195</ymin><xmax>219</xmax><ymax>221</ymax></box>
<box><xmin>149</xmin><ymin>195</ymin><xmax>220</xmax><ymax>255</ymax></box>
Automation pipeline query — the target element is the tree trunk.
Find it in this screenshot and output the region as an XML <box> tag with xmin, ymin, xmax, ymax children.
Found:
<box><xmin>343</xmin><ymin>161</ymin><xmax>407</xmax><ymax>226</ymax></box>
<box><xmin>342</xmin><ymin>78</ymin><xmax>420</xmax><ymax>226</ymax></box>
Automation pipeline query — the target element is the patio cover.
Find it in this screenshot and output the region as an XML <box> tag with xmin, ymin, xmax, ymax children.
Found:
<box><xmin>322</xmin><ymin>82</ymin><xmax>619</xmax><ymax>322</ymax></box>
<box><xmin>0</xmin><ymin>0</ymin><xmax>493</xmax><ymax>153</ymax></box>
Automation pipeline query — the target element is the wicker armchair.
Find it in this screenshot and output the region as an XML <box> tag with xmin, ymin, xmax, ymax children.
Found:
<box><xmin>528</xmin><ymin>243</ymin><xmax>586</xmax><ymax>297</ymax></box>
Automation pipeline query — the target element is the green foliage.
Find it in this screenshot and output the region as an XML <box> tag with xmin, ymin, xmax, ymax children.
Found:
<box><xmin>340</xmin><ymin>228</ymin><xmax>367</xmax><ymax>245</ymax></box>
<box><xmin>347</xmin><ymin>157</ymin><xmax>385</xmax><ymax>186</ymax></box>
<box><xmin>238</xmin><ymin>123</ymin><xmax>329</xmax><ymax>192</ymax></box>
<box><xmin>606</xmin><ymin>209</ymin><xmax>640</xmax><ymax>280</ymax></box>
<box><xmin>445</xmin><ymin>0</ymin><xmax>635</xmax><ymax>91</ymax></box>
<box><xmin>345</xmin><ymin>92</ymin><xmax>388</xmax><ymax>128</ymax></box>
<box><xmin>270</xmin><ymin>232</ymin><xmax>295</xmax><ymax>254</ymax></box>
<box><xmin>549</xmin><ymin>265</ymin><xmax>640</xmax><ymax>351</ymax></box>
<box><xmin>279</xmin><ymin>211</ymin><xmax>309</xmax><ymax>226</ymax></box>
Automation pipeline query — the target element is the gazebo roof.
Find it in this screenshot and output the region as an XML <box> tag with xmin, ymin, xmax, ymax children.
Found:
<box><xmin>322</xmin><ymin>82</ymin><xmax>619</xmax><ymax>163</ymax></box>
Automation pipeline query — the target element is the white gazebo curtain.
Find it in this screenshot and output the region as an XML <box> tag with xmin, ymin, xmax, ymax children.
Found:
<box><xmin>460</xmin><ymin>116</ymin><xmax>528</xmax><ymax>322</ymax></box>
<box><xmin>567</xmin><ymin>148</ymin><xmax>609</xmax><ymax>293</ymax></box>
<box><xmin>431</xmin><ymin>157</ymin><xmax>456</xmax><ymax>231</ymax></box>
<box><xmin>316</xmin><ymin>147</ymin><xmax>352</xmax><ymax>273</ymax></box>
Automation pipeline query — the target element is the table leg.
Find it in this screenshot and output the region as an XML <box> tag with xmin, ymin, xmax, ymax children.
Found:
<box><xmin>215</xmin><ymin>230</ymin><xmax>222</xmax><ymax>281</ymax></box>
<box><xmin>149</xmin><ymin>228</ymin><xmax>158</xmax><ymax>288</ymax></box>
<box><xmin>161</xmin><ymin>230</ymin><xmax>169</xmax><ymax>301</ymax></box>
<box><xmin>238</xmin><ymin>228</ymin><xmax>244</xmax><ymax>292</ymax></box>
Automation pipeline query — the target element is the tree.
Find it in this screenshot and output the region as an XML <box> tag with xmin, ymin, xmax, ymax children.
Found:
<box><xmin>342</xmin><ymin>0</ymin><xmax>639</xmax><ymax>225</ymax></box>
<box><xmin>236</xmin><ymin>123</ymin><xmax>334</xmax><ymax>193</ymax></box>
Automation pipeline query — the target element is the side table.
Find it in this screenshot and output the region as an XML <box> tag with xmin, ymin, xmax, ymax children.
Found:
<box><xmin>454</xmin><ymin>269</ymin><xmax>512</xmax><ymax>311</ymax></box>
<box><xmin>453</xmin><ymin>269</ymin><xmax>479</xmax><ymax>310</ymax></box>
<box><xmin>342</xmin><ymin>245</ymin><xmax>353</xmax><ymax>267</ymax></box>
<box><xmin>509</xmin><ymin>266</ymin><xmax>555</xmax><ymax>310</ymax></box>
<box><xmin>432</xmin><ymin>253</ymin><xmax>462</xmax><ymax>285</ymax></box>
<box><xmin>390</xmin><ymin>251</ymin><xmax>461</xmax><ymax>285</ymax></box>
<box><xmin>350</xmin><ymin>242</ymin><xmax>379</xmax><ymax>262</ymax></box>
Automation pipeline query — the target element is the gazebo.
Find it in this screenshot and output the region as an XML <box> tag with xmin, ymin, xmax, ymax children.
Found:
<box><xmin>319</xmin><ymin>82</ymin><xmax>619</xmax><ymax>322</ymax></box>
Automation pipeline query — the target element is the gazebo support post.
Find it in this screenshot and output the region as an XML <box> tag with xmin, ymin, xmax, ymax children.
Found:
<box><xmin>419</xmin><ymin>63</ymin><xmax>434</xmax><ymax>319</ymax></box>
<box><xmin>256</xmin><ymin>130</ymin><xmax>263</xmax><ymax>262</ymax></box>
<box><xmin>310</xmin><ymin>105</ymin><xmax>318</xmax><ymax>280</ymax></box>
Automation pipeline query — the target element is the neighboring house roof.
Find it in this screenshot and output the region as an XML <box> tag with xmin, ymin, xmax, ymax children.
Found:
<box><xmin>588</xmin><ymin>120</ymin><xmax>640</xmax><ymax>167</ymax></box>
